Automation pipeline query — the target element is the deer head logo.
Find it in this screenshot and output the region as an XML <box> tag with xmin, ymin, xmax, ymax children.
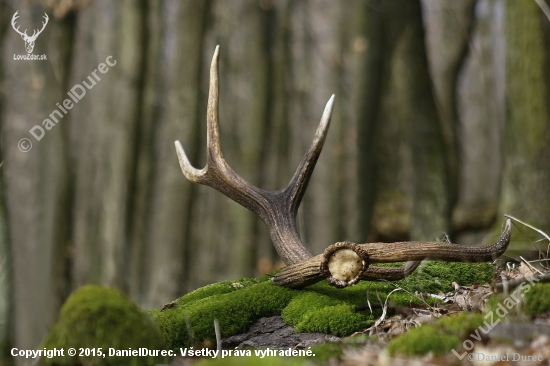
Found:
<box><xmin>11</xmin><ymin>11</ymin><xmax>49</xmax><ymax>54</ymax></box>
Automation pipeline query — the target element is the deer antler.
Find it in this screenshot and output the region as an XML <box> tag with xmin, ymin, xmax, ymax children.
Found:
<box><xmin>29</xmin><ymin>13</ymin><xmax>49</xmax><ymax>41</ymax></box>
<box><xmin>273</xmin><ymin>220</ymin><xmax>511</xmax><ymax>288</ymax></box>
<box><xmin>176</xmin><ymin>45</ymin><xmax>330</xmax><ymax>265</ymax></box>
<box><xmin>11</xmin><ymin>11</ymin><xmax>27</xmax><ymax>38</ymax></box>
<box><xmin>175</xmin><ymin>47</ymin><xmax>512</xmax><ymax>289</ymax></box>
<box><xmin>11</xmin><ymin>11</ymin><xmax>48</xmax><ymax>40</ymax></box>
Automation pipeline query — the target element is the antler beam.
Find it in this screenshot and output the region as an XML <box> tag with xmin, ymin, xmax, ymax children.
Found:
<box><xmin>273</xmin><ymin>220</ymin><xmax>511</xmax><ymax>288</ymax></box>
<box><xmin>175</xmin><ymin>47</ymin><xmax>512</xmax><ymax>289</ymax></box>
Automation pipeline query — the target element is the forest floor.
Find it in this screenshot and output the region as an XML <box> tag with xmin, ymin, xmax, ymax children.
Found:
<box><xmin>166</xmin><ymin>262</ymin><xmax>550</xmax><ymax>366</ymax></box>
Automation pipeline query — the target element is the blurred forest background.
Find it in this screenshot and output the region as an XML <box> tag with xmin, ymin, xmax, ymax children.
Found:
<box><xmin>0</xmin><ymin>0</ymin><xmax>550</xmax><ymax>358</ymax></box>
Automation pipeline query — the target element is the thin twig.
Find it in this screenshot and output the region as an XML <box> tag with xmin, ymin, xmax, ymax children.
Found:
<box><xmin>214</xmin><ymin>319</ymin><xmax>221</xmax><ymax>354</ymax></box>
<box><xmin>375</xmin><ymin>289</ymin><xmax>382</xmax><ymax>305</ymax></box>
<box><xmin>366</xmin><ymin>289</ymin><xmax>373</xmax><ymax>314</ymax></box>
<box><xmin>369</xmin><ymin>288</ymin><xmax>403</xmax><ymax>331</ymax></box>
<box><xmin>184</xmin><ymin>310</ymin><xmax>195</xmax><ymax>347</ymax></box>
<box><xmin>378</xmin><ymin>279</ymin><xmax>435</xmax><ymax>310</ymax></box>
<box><xmin>519</xmin><ymin>255</ymin><xmax>544</xmax><ymax>275</ymax></box>
<box><xmin>505</xmin><ymin>214</ymin><xmax>550</xmax><ymax>244</ymax></box>
<box><xmin>505</xmin><ymin>214</ymin><xmax>550</xmax><ymax>267</ymax></box>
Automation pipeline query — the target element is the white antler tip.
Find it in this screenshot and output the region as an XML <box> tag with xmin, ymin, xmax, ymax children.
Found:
<box><xmin>325</xmin><ymin>95</ymin><xmax>335</xmax><ymax>113</ymax></box>
<box><xmin>175</xmin><ymin>140</ymin><xmax>206</xmax><ymax>183</ymax></box>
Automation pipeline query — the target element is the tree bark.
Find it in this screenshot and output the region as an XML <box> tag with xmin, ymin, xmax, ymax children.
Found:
<box><xmin>354</xmin><ymin>0</ymin><xmax>385</xmax><ymax>242</ymax></box>
<box><xmin>131</xmin><ymin>0</ymin><xmax>209</xmax><ymax>309</ymax></box>
<box><xmin>383</xmin><ymin>0</ymin><xmax>452</xmax><ymax>241</ymax></box>
<box><xmin>1</xmin><ymin>2</ymin><xmax>71</xmax><ymax>352</ymax></box>
<box><xmin>454</xmin><ymin>0</ymin><xmax>504</xmax><ymax>244</ymax></box>
<box><xmin>0</xmin><ymin>2</ymin><xmax>13</xmax><ymax>362</ymax></box>
<box><xmin>494</xmin><ymin>0</ymin><xmax>550</xmax><ymax>246</ymax></box>
<box><xmin>70</xmin><ymin>0</ymin><xmax>145</xmax><ymax>290</ymax></box>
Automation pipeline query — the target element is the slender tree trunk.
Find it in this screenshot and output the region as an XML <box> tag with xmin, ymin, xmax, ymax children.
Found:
<box><xmin>422</xmin><ymin>0</ymin><xmax>476</xmax><ymax>218</ymax></box>
<box><xmin>0</xmin><ymin>3</ymin><xmax>13</xmax><ymax>362</ymax></box>
<box><xmin>135</xmin><ymin>0</ymin><xmax>209</xmax><ymax>308</ymax></box>
<box><xmin>384</xmin><ymin>0</ymin><xmax>452</xmax><ymax>241</ymax></box>
<box><xmin>495</xmin><ymin>0</ymin><xmax>550</xmax><ymax>244</ymax></box>
<box><xmin>70</xmin><ymin>0</ymin><xmax>145</xmax><ymax>290</ymax></box>
<box><xmin>0</xmin><ymin>175</ymin><xmax>12</xmax><ymax>362</ymax></box>
<box><xmin>454</xmin><ymin>0</ymin><xmax>505</xmax><ymax>243</ymax></box>
<box><xmin>354</xmin><ymin>0</ymin><xmax>385</xmax><ymax>242</ymax></box>
<box><xmin>1</xmin><ymin>3</ymin><xmax>70</xmax><ymax>352</ymax></box>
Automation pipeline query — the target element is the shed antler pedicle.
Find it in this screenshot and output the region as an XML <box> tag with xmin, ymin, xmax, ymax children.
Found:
<box><xmin>175</xmin><ymin>47</ymin><xmax>511</xmax><ymax>289</ymax></box>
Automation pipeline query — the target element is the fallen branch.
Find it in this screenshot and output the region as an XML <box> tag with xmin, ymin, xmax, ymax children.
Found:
<box><xmin>493</xmin><ymin>272</ymin><xmax>550</xmax><ymax>293</ymax></box>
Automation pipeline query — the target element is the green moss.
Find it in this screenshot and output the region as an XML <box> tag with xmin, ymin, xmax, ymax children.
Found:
<box><xmin>484</xmin><ymin>293</ymin><xmax>503</xmax><ymax>313</ymax></box>
<box><xmin>485</xmin><ymin>282</ymin><xmax>550</xmax><ymax>317</ymax></box>
<box><xmin>152</xmin><ymin>261</ymin><xmax>495</xmax><ymax>348</ymax></box>
<box><xmin>524</xmin><ymin>283</ymin><xmax>550</xmax><ymax>316</ymax></box>
<box><xmin>437</xmin><ymin>312</ymin><xmax>484</xmax><ymax>333</ymax></box>
<box><xmin>151</xmin><ymin>281</ymin><xmax>297</xmax><ymax>349</ymax></box>
<box><xmin>397</xmin><ymin>261</ymin><xmax>494</xmax><ymax>293</ymax></box>
<box><xmin>281</xmin><ymin>292</ymin><xmax>347</xmax><ymax>326</ymax></box>
<box><xmin>387</xmin><ymin>312</ymin><xmax>484</xmax><ymax>356</ymax></box>
<box><xmin>387</xmin><ymin>324</ymin><xmax>460</xmax><ymax>356</ymax></box>
<box><xmin>176</xmin><ymin>279</ymin><xmax>260</xmax><ymax>307</ymax></box>
<box><xmin>292</xmin><ymin>304</ymin><xmax>373</xmax><ymax>336</ymax></box>
<box><xmin>42</xmin><ymin>285</ymin><xmax>166</xmax><ymax>366</ymax></box>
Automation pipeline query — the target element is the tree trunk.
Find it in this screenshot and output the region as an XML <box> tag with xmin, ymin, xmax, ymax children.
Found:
<box><xmin>1</xmin><ymin>3</ymin><xmax>71</xmax><ymax>352</ymax></box>
<box><xmin>131</xmin><ymin>0</ymin><xmax>209</xmax><ymax>309</ymax></box>
<box><xmin>495</xmin><ymin>0</ymin><xmax>550</xmax><ymax>246</ymax></box>
<box><xmin>70</xmin><ymin>0</ymin><xmax>145</xmax><ymax>291</ymax></box>
<box><xmin>454</xmin><ymin>0</ymin><xmax>505</xmax><ymax>243</ymax></box>
<box><xmin>354</xmin><ymin>0</ymin><xmax>385</xmax><ymax>242</ymax></box>
<box><xmin>384</xmin><ymin>0</ymin><xmax>452</xmax><ymax>241</ymax></box>
<box><xmin>0</xmin><ymin>3</ymin><xmax>13</xmax><ymax>362</ymax></box>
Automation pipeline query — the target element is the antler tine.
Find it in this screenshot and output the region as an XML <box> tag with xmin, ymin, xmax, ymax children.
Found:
<box><xmin>206</xmin><ymin>45</ymin><xmax>223</xmax><ymax>164</ymax></box>
<box><xmin>11</xmin><ymin>10</ymin><xmax>18</xmax><ymax>26</ymax></box>
<box><xmin>174</xmin><ymin>46</ymin><xmax>223</xmax><ymax>183</ymax></box>
<box><xmin>36</xmin><ymin>14</ymin><xmax>47</xmax><ymax>36</ymax></box>
<box><xmin>174</xmin><ymin>141</ymin><xmax>206</xmax><ymax>182</ymax></box>
<box><xmin>27</xmin><ymin>13</ymin><xmax>48</xmax><ymax>40</ymax></box>
<box><xmin>176</xmin><ymin>46</ymin><xmax>265</xmax><ymax>206</ymax></box>
<box><xmin>284</xmin><ymin>95</ymin><xmax>334</xmax><ymax>213</ymax></box>
<box><xmin>11</xmin><ymin>11</ymin><xmax>27</xmax><ymax>37</ymax></box>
